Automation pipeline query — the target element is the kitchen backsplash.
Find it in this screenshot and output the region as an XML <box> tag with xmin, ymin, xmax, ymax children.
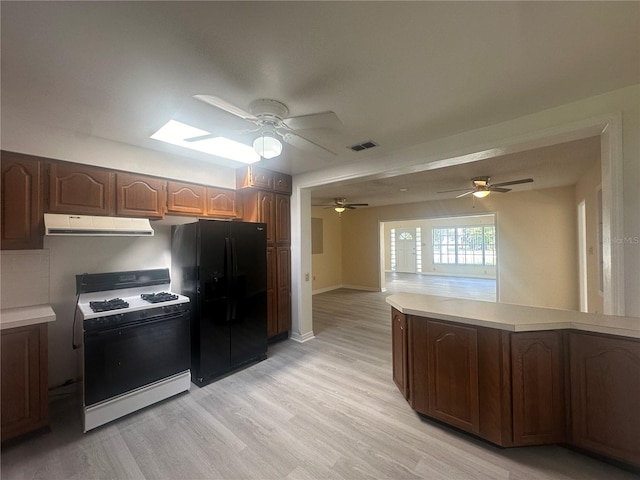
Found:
<box><xmin>1</xmin><ymin>250</ymin><xmax>50</xmax><ymax>309</ymax></box>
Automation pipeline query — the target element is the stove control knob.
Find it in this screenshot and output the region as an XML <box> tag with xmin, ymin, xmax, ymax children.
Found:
<box><xmin>163</xmin><ymin>306</ymin><xmax>171</xmax><ymax>313</ymax></box>
<box><xmin>139</xmin><ymin>311</ymin><xmax>147</xmax><ymax>318</ymax></box>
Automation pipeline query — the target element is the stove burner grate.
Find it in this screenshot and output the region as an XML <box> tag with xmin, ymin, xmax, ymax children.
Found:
<box><xmin>141</xmin><ymin>292</ymin><xmax>179</xmax><ymax>303</ymax></box>
<box><xmin>89</xmin><ymin>298</ymin><xmax>129</xmax><ymax>312</ymax></box>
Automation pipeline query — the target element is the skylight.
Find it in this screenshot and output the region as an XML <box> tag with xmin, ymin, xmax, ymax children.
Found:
<box><xmin>150</xmin><ymin>120</ymin><xmax>260</xmax><ymax>164</ymax></box>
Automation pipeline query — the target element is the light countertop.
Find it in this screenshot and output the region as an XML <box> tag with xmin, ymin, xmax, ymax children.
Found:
<box><xmin>386</xmin><ymin>293</ymin><xmax>640</xmax><ymax>339</ymax></box>
<box><xmin>1</xmin><ymin>304</ymin><xmax>56</xmax><ymax>331</ymax></box>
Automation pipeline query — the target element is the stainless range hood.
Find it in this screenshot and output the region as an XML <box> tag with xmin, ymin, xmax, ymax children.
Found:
<box><xmin>44</xmin><ymin>214</ymin><xmax>154</xmax><ymax>237</ymax></box>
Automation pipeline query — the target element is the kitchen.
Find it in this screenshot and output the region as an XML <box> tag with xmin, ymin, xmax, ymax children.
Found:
<box><xmin>2</xmin><ymin>2</ymin><xmax>640</xmax><ymax>479</ymax></box>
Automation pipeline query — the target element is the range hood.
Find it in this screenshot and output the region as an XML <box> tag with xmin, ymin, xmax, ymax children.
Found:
<box><xmin>44</xmin><ymin>214</ymin><xmax>154</xmax><ymax>237</ymax></box>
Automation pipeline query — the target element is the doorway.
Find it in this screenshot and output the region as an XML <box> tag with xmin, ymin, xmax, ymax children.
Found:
<box><xmin>394</xmin><ymin>228</ymin><xmax>418</xmax><ymax>273</ymax></box>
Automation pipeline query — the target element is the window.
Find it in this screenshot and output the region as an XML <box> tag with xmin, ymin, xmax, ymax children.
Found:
<box><xmin>433</xmin><ymin>225</ymin><xmax>496</xmax><ymax>266</ymax></box>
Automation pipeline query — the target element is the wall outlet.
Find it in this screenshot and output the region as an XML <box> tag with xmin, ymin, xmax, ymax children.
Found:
<box><xmin>305</xmin><ymin>273</ymin><xmax>310</xmax><ymax>281</ymax></box>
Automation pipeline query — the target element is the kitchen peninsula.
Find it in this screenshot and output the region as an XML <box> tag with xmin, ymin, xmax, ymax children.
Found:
<box><xmin>386</xmin><ymin>293</ymin><xmax>640</xmax><ymax>470</ymax></box>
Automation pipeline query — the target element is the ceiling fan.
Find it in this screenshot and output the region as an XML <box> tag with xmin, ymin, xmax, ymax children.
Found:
<box><xmin>188</xmin><ymin>95</ymin><xmax>342</xmax><ymax>160</ymax></box>
<box><xmin>438</xmin><ymin>176</ymin><xmax>534</xmax><ymax>198</ymax></box>
<box><xmin>313</xmin><ymin>197</ymin><xmax>369</xmax><ymax>213</ymax></box>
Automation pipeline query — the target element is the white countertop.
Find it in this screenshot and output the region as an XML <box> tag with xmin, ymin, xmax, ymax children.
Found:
<box><xmin>0</xmin><ymin>304</ymin><xmax>56</xmax><ymax>331</ymax></box>
<box><xmin>386</xmin><ymin>293</ymin><xmax>640</xmax><ymax>339</ymax></box>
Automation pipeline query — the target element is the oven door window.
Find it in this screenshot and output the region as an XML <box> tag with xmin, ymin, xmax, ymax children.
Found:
<box><xmin>84</xmin><ymin>313</ymin><xmax>190</xmax><ymax>406</ymax></box>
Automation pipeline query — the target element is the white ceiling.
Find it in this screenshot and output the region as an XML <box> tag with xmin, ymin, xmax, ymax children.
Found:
<box><xmin>2</xmin><ymin>2</ymin><xmax>638</xmax><ymax>205</ymax></box>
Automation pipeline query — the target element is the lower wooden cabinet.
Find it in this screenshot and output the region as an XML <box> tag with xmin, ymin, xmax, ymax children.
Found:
<box><xmin>391</xmin><ymin>309</ymin><xmax>408</xmax><ymax>398</ymax></box>
<box><xmin>511</xmin><ymin>331</ymin><xmax>565</xmax><ymax>445</ymax></box>
<box><xmin>394</xmin><ymin>314</ymin><xmax>639</xmax><ymax>469</ymax></box>
<box><xmin>569</xmin><ymin>332</ymin><xmax>640</xmax><ymax>467</ymax></box>
<box><xmin>1</xmin><ymin>324</ymin><xmax>49</xmax><ymax>443</ymax></box>
<box><xmin>427</xmin><ymin>320</ymin><xmax>480</xmax><ymax>433</ymax></box>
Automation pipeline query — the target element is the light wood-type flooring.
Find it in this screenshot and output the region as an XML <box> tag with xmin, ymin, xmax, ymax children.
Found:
<box><xmin>1</xmin><ymin>288</ymin><xmax>637</xmax><ymax>479</ymax></box>
<box><xmin>384</xmin><ymin>272</ymin><xmax>496</xmax><ymax>301</ymax></box>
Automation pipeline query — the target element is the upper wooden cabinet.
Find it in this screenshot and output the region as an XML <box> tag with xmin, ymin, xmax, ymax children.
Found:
<box><xmin>206</xmin><ymin>187</ymin><xmax>236</xmax><ymax>218</ymax></box>
<box><xmin>48</xmin><ymin>162</ymin><xmax>115</xmax><ymax>216</ymax></box>
<box><xmin>116</xmin><ymin>173</ymin><xmax>165</xmax><ymax>218</ymax></box>
<box><xmin>1</xmin><ymin>152</ymin><xmax>44</xmax><ymax>250</ymax></box>
<box><xmin>236</xmin><ymin>165</ymin><xmax>292</xmax><ymax>195</ymax></box>
<box><xmin>166</xmin><ymin>181</ymin><xmax>205</xmax><ymax>215</ymax></box>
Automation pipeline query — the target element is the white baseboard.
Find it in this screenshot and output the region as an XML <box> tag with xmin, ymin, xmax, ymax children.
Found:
<box><xmin>312</xmin><ymin>285</ymin><xmax>343</xmax><ymax>295</ymax></box>
<box><xmin>341</xmin><ymin>284</ymin><xmax>380</xmax><ymax>292</ymax></box>
<box><xmin>290</xmin><ymin>331</ymin><xmax>315</xmax><ymax>343</ymax></box>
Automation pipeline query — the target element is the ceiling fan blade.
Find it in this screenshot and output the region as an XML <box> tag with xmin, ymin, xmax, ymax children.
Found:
<box><xmin>491</xmin><ymin>178</ymin><xmax>534</xmax><ymax>188</ymax></box>
<box><xmin>184</xmin><ymin>133</ymin><xmax>217</xmax><ymax>142</ymax></box>
<box><xmin>488</xmin><ymin>187</ymin><xmax>511</xmax><ymax>193</ymax></box>
<box><xmin>281</xmin><ymin>132</ymin><xmax>336</xmax><ymax>160</ymax></box>
<box><xmin>456</xmin><ymin>191</ymin><xmax>474</xmax><ymax>198</ymax></box>
<box><xmin>282</xmin><ymin>111</ymin><xmax>342</xmax><ymax>130</ymax></box>
<box><xmin>437</xmin><ymin>187</ymin><xmax>475</xmax><ymax>193</ymax></box>
<box><xmin>345</xmin><ymin>203</ymin><xmax>369</xmax><ymax>207</ymax></box>
<box><xmin>193</xmin><ymin>94</ymin><xmax>258</xmax><ymax>121</ymax></box>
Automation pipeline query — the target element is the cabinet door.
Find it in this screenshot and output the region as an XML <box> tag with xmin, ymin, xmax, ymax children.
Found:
<box><xmin>49</xmin><ymin>162</ymin><xmax>115</xmax><ymax>215</ymax></box>
<box><xmin>273</xmin><ymin>172</ymin><xmax>292</xmax><ymax>194</ymax></box>
<box><xmin>392</xmin><ymin>309</ymin><xmax>408</xmax><ymax>399</ymax></box>
<box><xmin>1</xmin><ymin>324</ymin><xmax>48</xmax><ymax>442</ymax></box>
<box><xmin>1</xmin><ymin>152</ymin><xmax>44</xmax><ymax>250</ymax></box>
<box><xmin>275</xmin><ymin>194</ymin><xmax>290</xmax><ymax>245</ymax></box>
<box><xmin>427</xmin><ymin>320</ymin><xmax>480</xmax><ymax>433</ymax></box>
<box><xmin>569</xmin><ymin>332</ymin><xmax>640</xmax><ymax>467</ymax></box>
<box><xmin>258</xmin><ymin>191</ymin><xmax>275</xmax><ymax>244</ymax></box>
<box><xmin>266</xmin><ymin>247</ymin><xmax>278</xmax><ymax>338</ymax></box>
<box><xmin>206</xmin><ymin>188</ymin><xmax>236</xmax><ymax>218</ymax></box>
<box><xmin>116</xmin><ymin>173</ymin><xmax>165</xmax><ymax>218</ymax></box>
<box><xmin>276</xmin><ymin>247</ymin><xmax>291</xmax><ymax>335</ymax></box>
<box><xmin>511</xmin><ymin>332</ymin><xmax>565</xmax><ymax>445</ymax></box>
<box><xmin>167</xmin><ymin>181</ymin><xmax>205</xmax><ymax>215</ymax></box>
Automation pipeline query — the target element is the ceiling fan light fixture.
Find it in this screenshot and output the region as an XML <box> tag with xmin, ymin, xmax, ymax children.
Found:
<box><xmin>253</xmin><ymin>130</ymin><xmax>283</xmax><ymax>159</ymax></box>
<box><xmin>334</xmin><ymin>207</ymin><xmax>346</xmax><ymax>213</ymax></box>
<box><xmin>473</xmin><ymin>189</ymin><xmax>491</xmax><ymax>198</ymax></box>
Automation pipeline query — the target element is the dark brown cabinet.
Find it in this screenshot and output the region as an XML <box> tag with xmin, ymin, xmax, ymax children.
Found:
<box><xmin>569</xmin><ymin>332</ymin><xmax>640</xmax><ymax>467</ymax></box>
<box><xmin>427</xmin><ymin>320</ymin><xmax>480</xmax><ymax>433</ymax></box>
<box><xmin>1</xmin><ymin>152</ymin><xmax>44</xmax><ymax>250</ymax></box>
<box><xmin>206</xmin><ymin>187</ymin><xmax>236</xmax><ymax>218</ymax></box>
<box><xmin>511</xmin><ymin>331</ymin><xmax>565</xmax><ymax>445</ymax></box>
<box><xmin>392</xmin><ymin>309</ymin><xmax>408</xmax><ymax>399</ymax></box>
<box><xmin>48</xmin><ymin>161</ymin><xmax>115</xmax><ymax>216</ymax></box>
<box><xmin>116</xmin><ymin>173</ymin><xmax>165</xmax><ymax>218</ymax></box>
<box><xmin>1</xmin><ymin>324</ymin><xmax>49</xmax><ymax>443</ymax></box>
<box><xmin>394</xmin><ymin>311</ymin><xmax>640</xmax><ymax>469</ymax></box>
<box><xmin>167</xmin><ymin>181</ymin><xmax>205</xmax><ymax>215</ymax></box>
<box><xmin>276</xmin><ymin>246</ymin><xmax>292</xmax><ymax>335</ymax></box>
<box><xmin>236</xmin><ymin>166</ymin><xmax>292</xmax><ymax>341</ymax></box>
<box><xmin>275</xmin><ymin>194</ymin><xmax>291</xmax><ymax>244</ymax></box>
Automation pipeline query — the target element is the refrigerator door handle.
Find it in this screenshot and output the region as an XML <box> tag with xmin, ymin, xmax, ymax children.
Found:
<box><xmin>225</xmin><ymin>237</ymin><xmax>239</xmax><ymax>322</ymax></box>
<box><xmin>224</xmin><ymin>237</ymin><xmax>233</xmax><ymax>323</ymax></box>
<box><xmin>229</xmin><ymin>237</ymin><xmax>239</xmax><ymax>321</ymax></box>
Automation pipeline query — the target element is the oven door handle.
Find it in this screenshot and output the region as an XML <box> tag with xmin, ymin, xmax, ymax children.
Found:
<box><xmin>84</xmin><ymin>312</ymin><xmax>188</xmax><ymax>336</ymax></box>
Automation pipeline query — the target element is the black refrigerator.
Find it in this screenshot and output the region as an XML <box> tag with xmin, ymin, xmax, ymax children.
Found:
<box><xmin>171</xmin><ymin>219</ymin><xmax>268</xmax><ymax>386</ymax></box>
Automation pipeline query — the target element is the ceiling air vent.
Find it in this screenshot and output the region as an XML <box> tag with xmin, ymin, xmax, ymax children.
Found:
<box><xmin>348</xmin><ymin>140</ymin><xmax>378</xmax><ymax>152</ymax></box>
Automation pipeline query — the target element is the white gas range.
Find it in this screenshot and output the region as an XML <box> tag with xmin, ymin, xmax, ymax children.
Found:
<box><xmin>76</xmin><ymin>268</ymin><xmax>191</xmax><ymax>432</ymax></box>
